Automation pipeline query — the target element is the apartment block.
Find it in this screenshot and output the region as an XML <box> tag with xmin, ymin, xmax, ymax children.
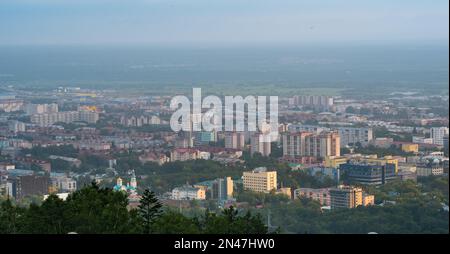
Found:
<box><xmin>250</xmin><ymin>133</ymin><xmax>271</xmax><ymax>157</ymax></box>
<box><xmin>243</xmin><ymin>167</ymin><xmax>277</xmax><ymax>193</ymax></box>
<box><xmin>171</xmin><ymin>185</ymin><xmax>206</xmax><ymax>200</ymax></box>
<box><xmin>224</xmin><ymin>131</ymin><xmax>245</xmax><ymax>150</ymax></box>
<box><xmin>431</xmin><ymin>127</ymin><xmax>449</xmax><ymax>145</ymax></box>
<box><xmin>329</xmin><ymin>185</ymin><xmax>363</xmax><ymax>209</ymax></box>
<box><xmin>31</xmin><ymin>110</ymin><xmax>99</xmax><ymax>126</ymax></box>
<box><xmin>282</xmin><ymin>131</ymin><xmax>340</xmax><ymax>159</ymax></box>
<box><xmin>294</xmin><ymin>188</ymin><xmax>331</xmax><ymax>206</ymax></box>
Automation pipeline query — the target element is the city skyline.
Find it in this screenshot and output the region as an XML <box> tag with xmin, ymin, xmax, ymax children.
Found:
<box><xmin>0</xmin><ymin>0</ymin><xmax>448</xmax><ymax>241</ymax></box>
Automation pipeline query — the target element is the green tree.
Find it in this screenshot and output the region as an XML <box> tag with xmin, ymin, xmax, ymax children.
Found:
<box><xmin>152</xmin><ymin>210</ymin><xmax>201</xmax><ymax>234</ymax></box>
<box><xmin>138</xmin><ymin>189</ymin><xmax>163</xmax><ymax>234</ymax></box>
<box><xmin>64</xmin><ymin>182</ymin><xmax>134</xmax><ymax>233</ymax></box>
<box><xmin>20</xmin><ymin>195</ymin><xmax>67</xmax><ymax>234</ymax></box>
<box><xmin>201</xmin><ymin>206</ymin><xmax>268</xmax><ymax>234</ymax></box>
<box><xmin>0</xmin><ymin>199</ymin><xmax>23</xmax><ymax>234</ymax></box>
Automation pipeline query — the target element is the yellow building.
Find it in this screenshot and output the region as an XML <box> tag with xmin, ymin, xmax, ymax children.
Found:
<box><xmin>330</xmin><ymin>185</ymin><xmax>376</xmax><ymax>209</ymax></box>
<box><xmin>364</xmin><ymin>156</ymin><xmax>399</xmax><ymax>174</ymax></box>
<box><xmin>330</xmin><ymin>185</ymin><xmax>363</xmax><ymax>209</ymax></box>
<box><xmin>401</xmin><ymin>143</ymin><xmax>419</xmax><ymax>153</ymax></box>
<box><xmin>276</xmin><ymin>187</ymin><xmax>292</xmax><ymax>198</ymax></box>
<box><xmin>324</xmin><ymin>156</ymin><xmax>348</xmax><ymax>168</ymax></box>
<box><xmin>341</xmin><ymin>154</ymin><xmax>399</xmax><ymax>174</ymax></box>
<box><xmin>243</xmin><ymin>167</ymin><xmax>277</xmax><ymax>193</ymax></box>
<box><xmin>193</xmin><ymin>184</ymin><xmax>208</xmax><ymax>192</ymax></box>
<box><xmin>48</xmin><ymin>185</ymin><xmax>58</xmax><ymax>194</ymax></box>
<box><xmin>79</xmin><ymin>105</ymin><xmax>98</xmax><ymax>112</ymax></box>
<box><xmin>197</xmin><ymin>188</ymin><xmax>206</xmax><ymax>200</ymax></box>
<box><xmin>225</xmin><ymin>177</ymin><xmax>234</xmax><ymax>198</ymax></box>
<box><xmin>327</xmin><ymin>154</ymin><xmax>399</xmax><ymax>174</ymax></box>
<box><xmin>362</xmin><ymin>194</ymin><xmax>375</xmax><ymax>206</ymax></box>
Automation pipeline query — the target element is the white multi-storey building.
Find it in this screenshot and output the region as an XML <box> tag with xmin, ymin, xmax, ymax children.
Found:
<box><xmin>25</xmin><ymin>103</ymin><xmax>58</xmax><ymax>115</ymax></box>
<box><xmin>31</xmin><ymin>110</ymin><xmax>99</xmax><ymax>126</ymax></box>
<box><xmin>430</xmin><ymin>127</ymin><xmax>449</xmax><ymax>145</ymax></box>
<box><xmin>8</xmin><ymin>120</ymin><xmax>26</xmax><ymax>133</ymax></box>
<box><xmin>171</xmin><ymin>185</ymin><xmax>206</xmax><ymax>200</ymax></box>
<box><xmin>337</xmin><ymin>127</ymin><xmax>373</xmax><ymax>147</ymax></box>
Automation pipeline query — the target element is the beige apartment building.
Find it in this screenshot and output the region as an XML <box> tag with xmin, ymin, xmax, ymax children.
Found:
<box><xmin>243</xmin><ymin>167</ymin><xmax>277</xmax><ymax>193</ymax></box>
<box><xmin>250</xmin><ymin>133</ymin><xmax>272</xmax><ymax>157</ymax></box>
<box><xmin>330</xmin><ymin>185</ymin><xmax>363</xmax><ymax>209</ymax></box>
<box><xmin>282</xmin><ymin>130</ymin><xmax>340</xmax><ymax>159</ymax></box>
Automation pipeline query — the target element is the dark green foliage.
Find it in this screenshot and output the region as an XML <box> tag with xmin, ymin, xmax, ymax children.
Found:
<box><xmin>152</xmin><ymin>210</ymin><xmax>202</xmax><ymax>234</ymax></box>
<box><xmin>152</xmin><ymin>206</ymin><xmax>267</xmax><ymax>234</ymax></box>
<box><xmin>236</xmin><ymin>191</ymin><xmax>290</xmax><ymax>206</ymax></box>
<box><xmin>263</xmin><ymin>179</ymin><xmax>449</xmax><ymax>234</ymax></box>
<box><xmin>419</xmin><ymin>176</ymin><xmax>449</xmax><ymax>201</ymax></box>
<box><xmin>0</xmin><ymin>199</ymin><xmax>23</xmax><ymax>234</ymax></box>
<box><xmin>20</xmin><ymin>195</ymin><xmax>67</xmax><ymax>234</ymax></box>
<box><xmin>63</xmin><ymin>182</ymin><xmax>137</xmax><ymax>233</ymax></box>
<box><xmin>138</xmin><ymin>189</ymin><xmax>162</xmax><ymax>234</ymax></box>
<box><xmin>137</xmin><ymin>160</ymin><xmax>245</xmax><ymax>194</ymax></box>
<box><xmin>276</xmin><ymin>167</ymin><xmax>336</xmax><ymax>189</ymax></box>
<box><xmin>50</xmin><ymin>158</ymin><xmax>72</xmax><ymax>172</ymax></box>
<box><xmin>0</xmin><ymin>183</ymin><xmax>268</xmax><ymax>234</ymax></box>
<box><xmin>22</xmin><ymin>145</ymin><xmax>78</xmax><ymax>159</ymax></box>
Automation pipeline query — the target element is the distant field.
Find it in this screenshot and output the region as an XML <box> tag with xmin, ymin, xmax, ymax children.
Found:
<box><xmin>1</xmin><ymin>45</ymin><xmax>448</xmax><ymax>98</ymax></box>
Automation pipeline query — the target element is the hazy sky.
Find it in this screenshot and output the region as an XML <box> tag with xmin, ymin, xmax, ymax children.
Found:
<box><xmin>0</xmin><ymin>0</ymin><xmax>448</xmax><ymax>46</ymax></box>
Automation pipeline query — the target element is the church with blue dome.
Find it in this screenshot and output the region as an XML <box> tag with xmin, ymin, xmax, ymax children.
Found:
<box><xmin>113</xmin><ymin>170</ymin><xmax>138</xmax><ymax>196</ymax></box>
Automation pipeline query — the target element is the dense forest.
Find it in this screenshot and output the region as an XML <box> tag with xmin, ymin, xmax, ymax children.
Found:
<box><xmin>1</xmin><ymin>177</ymin><xmax>448</xmax><ymax>234</ymax></box>
<box><xmin>250</xmin><ymin>178</ymin><xmax>449</xmax><ymax>234</ymax></box>
<box><xmin>0</xmin><ymin>183</ymin><xmax>267</xmax><ymax>234</ymax></box>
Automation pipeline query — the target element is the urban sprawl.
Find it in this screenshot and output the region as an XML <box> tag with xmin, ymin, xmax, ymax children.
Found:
<box><xmin>0</xmin><ymin>87</ymin><xmax>448</xmax><ymax>233</ymax></box>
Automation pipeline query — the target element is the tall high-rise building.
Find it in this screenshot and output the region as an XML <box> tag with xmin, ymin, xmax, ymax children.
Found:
<box><xmin>282</xmin><ymin>131</ymin><xmax>340</xmax><ymax>159</ymax></box>
<box><xmin>431</xmin><ymin>127</ymin><xmax>449</xmax><ymax>145</ymax></box>
<box><xmin>288</xmin><ymin>95</ymin><xmax>334</xmax><ymax>111</ymax></box>
<box><xmin>443</xmin><ymin>135</ymin><xmax>449</xmax><ymax>157</ymax></box>
<box><xmin>243</xmin><ymin>167</ymin><xmax>277</xmax><ymax>193</ymax></box>
<box><xmin>8</xmin><ymin>120</ymin><xmax>26</xmax><ymax>133</ymax></box>
<box><xmin>79</xmin><ymin>110</ymin><xmax>99</xmax><ymax>123</ymax></box>
<box><xmin>224</xmin><ymin>131</ymin><xmax>245</xmax><ymax>150</ymax></box>
<box><xmin>0</xmin><ymin>97</ymin><xmax>24</xmax><ymax>112</ymax></box>
<box><xmin>306</xmin><ymin>131</ymin><xmax>341</xmax><ymax>158</ymax></box>
<box><xmin>194</xmin><ymin>130</ymin><xmax>217</xmax><ymax>146</ymax></box>
<box><xmin>211</xmin><ymin>177</ymin><xmax>234</xmax><ymax>201</ymax></box>
<box><xmin>250</xmin><ymin>133</ymin><xmax>271</xmax><ymax>156</ymax></box>
<box><xmin>288</xmin><ymin>125</ymin><xmax>370</xmax><ymax>147</ymax></box>
<box><xmin>25</xmin><ymin>103</ymin><xmax>58</xmax><ymax>115</ymax></box>
<box><xmin>282</xmin><ymin>131</ymin><xmax>311</xmax><ymax>157</ymax></box>
<box><xmin>191</xmin><ymin>113</ymin><xmax>203</xmax><ymax>132</ymax></box>
<box><xmin>175</xmin><ymin>131</ymin><xmax>194</xmax><ymax>148</ymax></box>
<box><xmin>337</xmin><ymin>127</ymin><xmax>373</xmax><ymax>147</ymax></box>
